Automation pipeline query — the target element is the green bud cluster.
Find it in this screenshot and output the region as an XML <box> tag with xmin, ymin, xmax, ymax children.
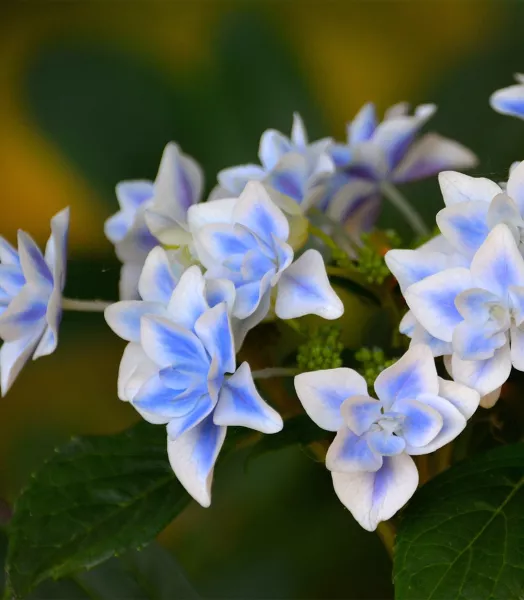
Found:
<box><xmin>297</xmin><ymin>325</ymin><xmax>344</xmax><ymax>371</ymax></box>
<box><xmin>354</xmin><ymin>346</ymin><xmax>396</xmax><ymax>388</ymax></box>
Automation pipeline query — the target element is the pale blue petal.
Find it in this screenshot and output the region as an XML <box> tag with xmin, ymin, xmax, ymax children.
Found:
<box><xmin>393</xmin><ymin>134</ymin><xmax>477</xmax><ymax>183</ymax></box>
<box><xmin>330</xmin><ymin>144</ymin><xmax>352</xmax><ymax>168</ymax></box>
<box><xmin>259</xmin><ymin>130</ymin><xmax>292</xmax><ymax>171</ymax></box>
<box><xmin>0</xmin><ymin>266</ymin><xmax>25</xmax><ymax>297</ymax></box>
<box><xmin>166</xmin><ymin>393</ymin><xmax>215</xmax><ymax>440</ymax></box>
<box><xmin>341</xmin><ymin>395</ymin><xmax>382</xmax><ymax>436</ymax></box>
<box><xmin>159</xmin><ymin>367</ymin><xmax>203</xmax><ymax>392</ymax></box>
<box><xmin>275</xmin><ymin>249</ymin><xmax>344</xmax><ymax>320</ymax></box>
<box><xmin>452</xmin><ymin>342</ymin><xmax>512</xmax><ymax>397</ymax></box>
<box><xmin>196</xmin><ymin>224</ymin><xmax>256</xmax><ymax>270</ymax></box>
<box><xmin>167</xmin><ymin>415</ymin><xmax>227</xmax><ymax>507</ymax></box>
<box><xmin>452</xmin><ymin>320</ymin><xmax>507</xmax><ymax>361</ymax></box>
<box><xmin>104</xmin><ymin>212</ymin><xmax>129</xmax><ymax>244</ymax></box>
<box><xmin>0</xmin><ymin>285</ymin><xmax>48</xmax><ymax>342</ymax></box>
<box><xmin>326</xmin><ymin>428</ymin><xmax>383</xmax><ymax>473</ymax></box>
<box><xmin>233</xmin><ymin>278</ymin><xmax>269</xmax><ymax>320</ymax></box>
<box><xmin>46</xmin><ymin>207</ymin><xmax>69</xmax><ymax>291</ymax></box>
<box><xmin>490</xmin><ymin>84</ymin><xmax>524</xmax><ymax>120</ymax></box>
<box><xmin>134</xmin><ymin>375</ymin><xmax>204</xmax><ymax>420</ymax></box>
<box><xmin>17</xmin><ymin>231</ymin><xmax>53</xmax><ymax>287</ymax></box>
<box><xmin>267</xmin><ymin>168</ymin><xmax>305</xmax><ymax>203</ymax></box>
<box><xmin>391</xmin><ymin>398</ymin><xmax>443</xmax><ymax>448</ymax></box>
<box><xmin>486</xmin><ymin>193</ymin><xmax>522</xmax><ymax>231</ymax></box>
<box><xmin>437</xmin><ymin>378</ymin><xmax>480</xmax><ymax>420</ymax></box>
<box><xmin>194</xmin><ymin>303</ymin><xmax>236</xmax><ymax>375</ymax></box>
<box><xmin>218</xmin><ymin>165</ymin><xmax>266</xmax><ymax>195</ymax></box>
<box><xmin>331</xmin><ymin>454</ymin><xmax>418</xmax><ymax>531</ymax></box>
<box><xmin>272</xmin><ymin>236</ymin><xmax>294</xmax><ymax>273</ymax></box>
<box><xmin>213</xmin><ymin>362</ymin><xmax>283</xmax><ymax>433</ymax></box>
<box><xmin>291</xmin><ymin>113</ymin><xmax>308</xmax><ymax>148</ymax></box>
<box><xmin>0</xmin><ymin>237</ymin><xmax>20</xmax><ymax>266</ymax></box>
<box><xmin>349</xmin><ymin>103</ymin><xmax>376</xmax><ymax>145</ymax></box>
<box><xmin>510</xmin><ymin>325</ymin><xmax>524</xmax><ymax>371</ymax></box>
<box><xmin>166</xmin><ymin>266</ymin><xmax>209</xmax><ymax>331</ymax></box>
<box><xmin>204</xmin><ymin>278</ymin><xmax>236</xmax><ymax>312</ymax></box>
<box><xmin>374</xmin><ymin>344</ymin><xmax>439</xmax><ymax>409</ymax></box>
<box><xmin>32</xmin><ymin>324</ymin><xmax>58</xmax><ymax>360</ymax></box>
<box><xmin>385</xmin><ymin>249</ymin><xmax>449</xmax><ymax>294</ymax></box>
<box><xmin>138</xmin><ymin>247</ymin><xmax>178</xmax><ymax>304</ymax></box>
<box><xmin>232</xmin><ymin>181</ymin><xmax>289</xmax><ymax>246</ymax></box>
<box><xmin>104</xmin><ymin>301</ymin><xmax>166</xmax><ymax>343</ymax></box>
<box><xmin>366</xmin><ymin>430</ymin><xmax>405</xmax><ymax>456</ymax></box>
<box><xmin>438</xmin><ymin>171</ymin><xmax>501</xmax><ymax>207</ymax></box>
<box><xmin>506</xmin><ymin>160</ymin><xmax>524</xmax><ymax>215</ymax></box>
<box><xmin>116</xmin><ymin>180</ymin><xmax>154</xmax><ymax>211</ymax></box>
<box><xmin>294</xmin><ymin>368</ymin><xmax>368</xmax><ymax>431</ymax></box>
<box><xmin>436</xmin><ymin>201</ymin><xmax>490</xmax><ymax>258</ymax></box>
<box><xmin>455</xmin><ymin>288</ymin><xmax>501</xmax><ymax>324</ymax></box>
<box><xmin>406</xmin><ymin>394</ymin><xmax>466</xmax><ymax>455</ymax></box>
<box><xmin>405</xmin><ymin>267</ymin><xmax>473</xmax><ymax>342</ymax></box>
<box><xmin>141</xmin><ymin>315</ymin><xmax>208</xmax><ymax>370</ymax></box>
<box><xmin>470</xmin><ymin>224</ymin><xmax>524</xmax><ymax>300</ymax></box>
<box><xmin>241</xmin><ymin>249</ymin><xmax>274</xmax><ymax>282</ymax></box>
<box><xmin>510</xmin><ymin>286</ymin><xmax>524</xmax><ymax>326</ymax></box>
<box><xmin>0</xmin><ymin>325</ymin><xmax>45</xmax><ymax>395</ymax></box>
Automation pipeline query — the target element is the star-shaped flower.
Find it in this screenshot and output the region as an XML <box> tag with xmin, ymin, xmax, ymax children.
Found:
<box><xmin>105</xmin><ymin>142</ymin><xmax>203</xmax><ymax>299</ymax></box>
<box><xmin>0</xmin><ymin>208</ymin><xmax>69</xmax><ymax>394</ymax></box>
<box><xmin>294</xmin><ymin>345</ymin><xmax>478</xmax><ymax>531</ymax></box>
<box><xmin>188</xmin><ymin>181</ymin><xmax>344</xmax><ymax>322</ymax></box>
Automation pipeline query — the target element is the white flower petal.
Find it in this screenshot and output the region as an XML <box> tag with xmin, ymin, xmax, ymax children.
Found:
<box><xmin>505</xmin><ymin>160</ymin><xmax>524</xmax><ymax>215</ymax></box>
<box><xmin>0</xmin><ymin>325</ymin><xmax>45</xmax><ymax>395</ymax></box>
<box><xmin>437</xmin><ymin>377</ymin><xmax>480</xmax><ymax>420</ymax></box>
<box><xmin>437</xmin><ymin>171</ymin><xmax>501</xmax><ymax>207</ymax></box>
<box><xmin>331</xmin><ymin>454</ymin><xmax>418</xmax><ymax>531</ymax></box>
<box><xmin>436</xmin><ymin>201</ymin><xmax>490</xmax><ymax>258</ymax></box>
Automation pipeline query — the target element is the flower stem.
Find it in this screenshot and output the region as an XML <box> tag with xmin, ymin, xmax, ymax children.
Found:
<box><xmin>251</xmin><ymin>367</ymin><xmax>299</xmax><ymax>379</ymax></box>
<box><xmin>62</xmin><ymin>298</ymin><xmax>112</xmax><ymax>313</ymax></box>
<box><xmin>380</xmin><ymin>182</ymin><xmax>429</xmax><ymax>237</ymax></box>
<box><xmin>376</xmin><ymin>520</ymin><xmax>396</xmax><ymax>559</ymax></box>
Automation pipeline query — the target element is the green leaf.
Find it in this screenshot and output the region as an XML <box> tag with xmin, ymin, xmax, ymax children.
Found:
<box><xmin>27</xmin><ymin>543</ymin><xmax>200</xmax><ymax>600</ymax></box>
<box><xmin>394</xmin><ymin>443</ymin><xmax>524</xmax><ymax>600</ymax></box>
<box><xmin>6</xmin><ymin>422</ymin><xmax>190</xmax><ymax>598</ymax></box>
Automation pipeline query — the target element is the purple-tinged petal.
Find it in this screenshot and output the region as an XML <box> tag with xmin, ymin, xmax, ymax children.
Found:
<box><xmin>0</xmin><ymin>237</ymin><xmax>20</xmax><ymax>266</ymax></box>
<box><xmin>452</xmin><ymin>342</ymin><xmax>512</xmax><ymax>397</ymax></box>
<box><xmin>349</xmin><ymin>103</ymin><xmax>377</xmax><ymax>145</ymax></box>
<box><xmin>374</xmin><ymin>344</ymin><xmax>439</xmax><ymax>409</ymax></box>
<box><xmin>331</xmin><ymin>454</ymin><xmax>418</xmax><ymax>531</ymax></box>
<box><xmin>167</xmin><ymin>415</ymin><xmax>227</xmax><ymax>507</ymax></box>
<box><xmin>326</xmin><ymin>428</ymin><xmax>383</xmax><ymax>473</ymax></box>
<box><xmin>116</xmin><ymin>180</ymin><xmax>154</xmax><ymax>212</ymax></box>
<box><xmin>259</xmin><ymin>131</ymin><xmax>292</xmax><ymax>171</ymax></box>
<box><xmin>213</xmin><ymin>362</ymin><xmax>283</xmax><ymax>433</ymax></box>
<box><xmin>405</xmin><ymin>267</ymin><xmax>473</xmax><ymax>342</ymax></box>
<box><xmin>393</xmin><ymin>134</ymin><xmax>477</xmax><ymax>183</ymax></box>
<box><xmin>438</xmin><ymin>171</ymin><xmax>501</xmax><ymax>207</ymax></box>
<box><xmin>218</xmin><ymin>165</ymin><xmax>266</xmax><ymax>196</ymax></box>
<box><xmin>0</xmin><ymin>266</ymin><xmax>25</xmax><ymax>297</ymax></box>
<box><xmin>0</xmin><ymin>285</ymin><xmax>48</xmax><ymax>342</ymax></box>
<box><xmin>17</xmin><ymin>231</ymin><xmax>53</xmax><ymax>287</ymax></box>
<box><xmin>294</xmin><ymin>368</ymin><xmax>368</xmax><ymax>432</ymax></box>
<box><xmin>275</xmin><ymin>249</ymin><xmax>343</xmax><ymax>320</ymax></box>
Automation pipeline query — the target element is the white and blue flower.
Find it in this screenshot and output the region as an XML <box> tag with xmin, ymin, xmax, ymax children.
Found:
<box><xmin>216</xmin><ymin>113</ymin><xmax>335</xmax><ymax>210</ymax></box>
<box><xmin>106</xmin><ymin>264</ymin><xmax>283</xmax><ymax>506</ymax></box>
<box><xmin>436</xmin><ymin>163</ymin><xmax>524</xmax><ymax>259</ymax></box>
<box><xmin>0</xmin><ymin>208</ymin><xmax>69</xmax><ymax>395</ymax></box>
<box><xmin>294</xmin><ymin>344</ymin><xmax>478</xmax><ymax>531</ymax></box>
<box><xmin>324</xmin><ymin>102</ymin><xmax>477</xmax><ymax>229</ymax></box>
<box><xmin>490</xmin><ymin>74</ymin><xmax>524</xmax><ymax>120</ymax></box>
<box><xmin>188</xmin><ymin>181</ymin><xmax>344</xmax><ymax>322</ymax></box>
<box><xmin>105</xmin><ymin>142</ymin><xmax>203</xmax><ymax>299</ymax></box>
<box><xmin>405</xmin><ymin>224</ymin><xmax>524</xmax><ymax>396</ymax></box>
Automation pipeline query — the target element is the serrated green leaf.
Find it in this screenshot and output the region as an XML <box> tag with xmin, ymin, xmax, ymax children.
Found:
<box><xmin>394</xmin><ymin>443</ymin><xmax>524</xmax><ymax>600</ymax></box>
<box><xmin>6</xmin><ymin>422</ymin><xmax>191</xmax><ymax>598</ymax></box>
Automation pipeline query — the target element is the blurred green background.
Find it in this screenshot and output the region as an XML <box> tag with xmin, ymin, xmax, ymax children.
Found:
<box><xmin>1</xmin><ymin>0</ymin><xmax>524</xmax><ymax>597</ymax></box>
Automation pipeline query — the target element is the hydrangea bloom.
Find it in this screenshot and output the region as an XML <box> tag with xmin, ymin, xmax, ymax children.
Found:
<box><xmin>105</xmin><ymin>142</ymin><xmax>203</xmax><ymax>299</ymax></box>
<box><xmin>324</xmin><ymin>102</ymin><xmax>477</xmax><ymax>227</ymax></box>
<box><xmin>216</xmin><ymin>113</ymin><xmax>335</xmax><ymax>209</ymax></box>
<box><xmin>106</xmin><ymin>264</ymin><xmax>283</xmax><ymax>506</ymax></box>
<box><xmin>294</xmin><ymin>345</ymin><xmax>479</xmax><ymax>531</ymax></box>
<box><xmin>0</xmin><ymin>208</ymin><xmax>69</xmax><ymax>395</ymax></box>
<box><xmin>436</xmin><ymin>164</ymin><xmax>524</xmax><ymax>258</ymax></box>
<box><xmin>490</xmin><ymin>74</ymin><xmax>524</xmax><ymax>120</ymax></box>
<box><xmin>188</xmin><ymin>181</ymin><xmax>344</xmax><ymax>322</ymax></box>
<box><xmin>405</xmin><ymin>224</ymin><xmax>524</xmax><ymax>397</ymax></box>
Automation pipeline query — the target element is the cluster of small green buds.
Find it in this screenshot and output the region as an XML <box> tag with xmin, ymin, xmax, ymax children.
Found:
<box><xmin>354</xmin><ymin>346</ymin><xmax>396</xmax><ymax>388</ymax></box>
<box><xmin>352</xmin><ymin>230</ymin><xmax>400</xmax><ymax>284</ymax></box>
<box><xmin>297</xmin><ymin>325</ymin><xmax>344</xmax><ymax>371</ymax></box>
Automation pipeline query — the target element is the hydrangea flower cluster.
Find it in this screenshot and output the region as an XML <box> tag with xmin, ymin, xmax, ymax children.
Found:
<box><xmin>1</xmin><ymin>88</ymin><xmax>511</xmax><ymax>534</ymax></box>
<box><xmin>386</xmin><ymin>162</ymin><xmax>524</xmax><ymax>400</ymax></box>
<box><xmin>294</xmin><ymin>345</ymin><xmax>479</xmax><ymax>530</ymax></box>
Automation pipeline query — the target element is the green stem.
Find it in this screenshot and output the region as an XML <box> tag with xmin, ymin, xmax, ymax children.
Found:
<box><xmin>62</xmin><ymin>298</ymin><xmax>111</xmax><ymax>313</ymax></box>
<box><xmin>251</xmin><ymin>367</ymin><xmax>299</xmax><ymax>379</ymax></box>
<box><xmin>376</xmin><ymin>520</ymin><xmax>396</xmax><ymax>559</ymax></box>
<box><xmin>381</xmin><ymin>182</ymin><xmax>429</xmax><ymax>237</ymax></box>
